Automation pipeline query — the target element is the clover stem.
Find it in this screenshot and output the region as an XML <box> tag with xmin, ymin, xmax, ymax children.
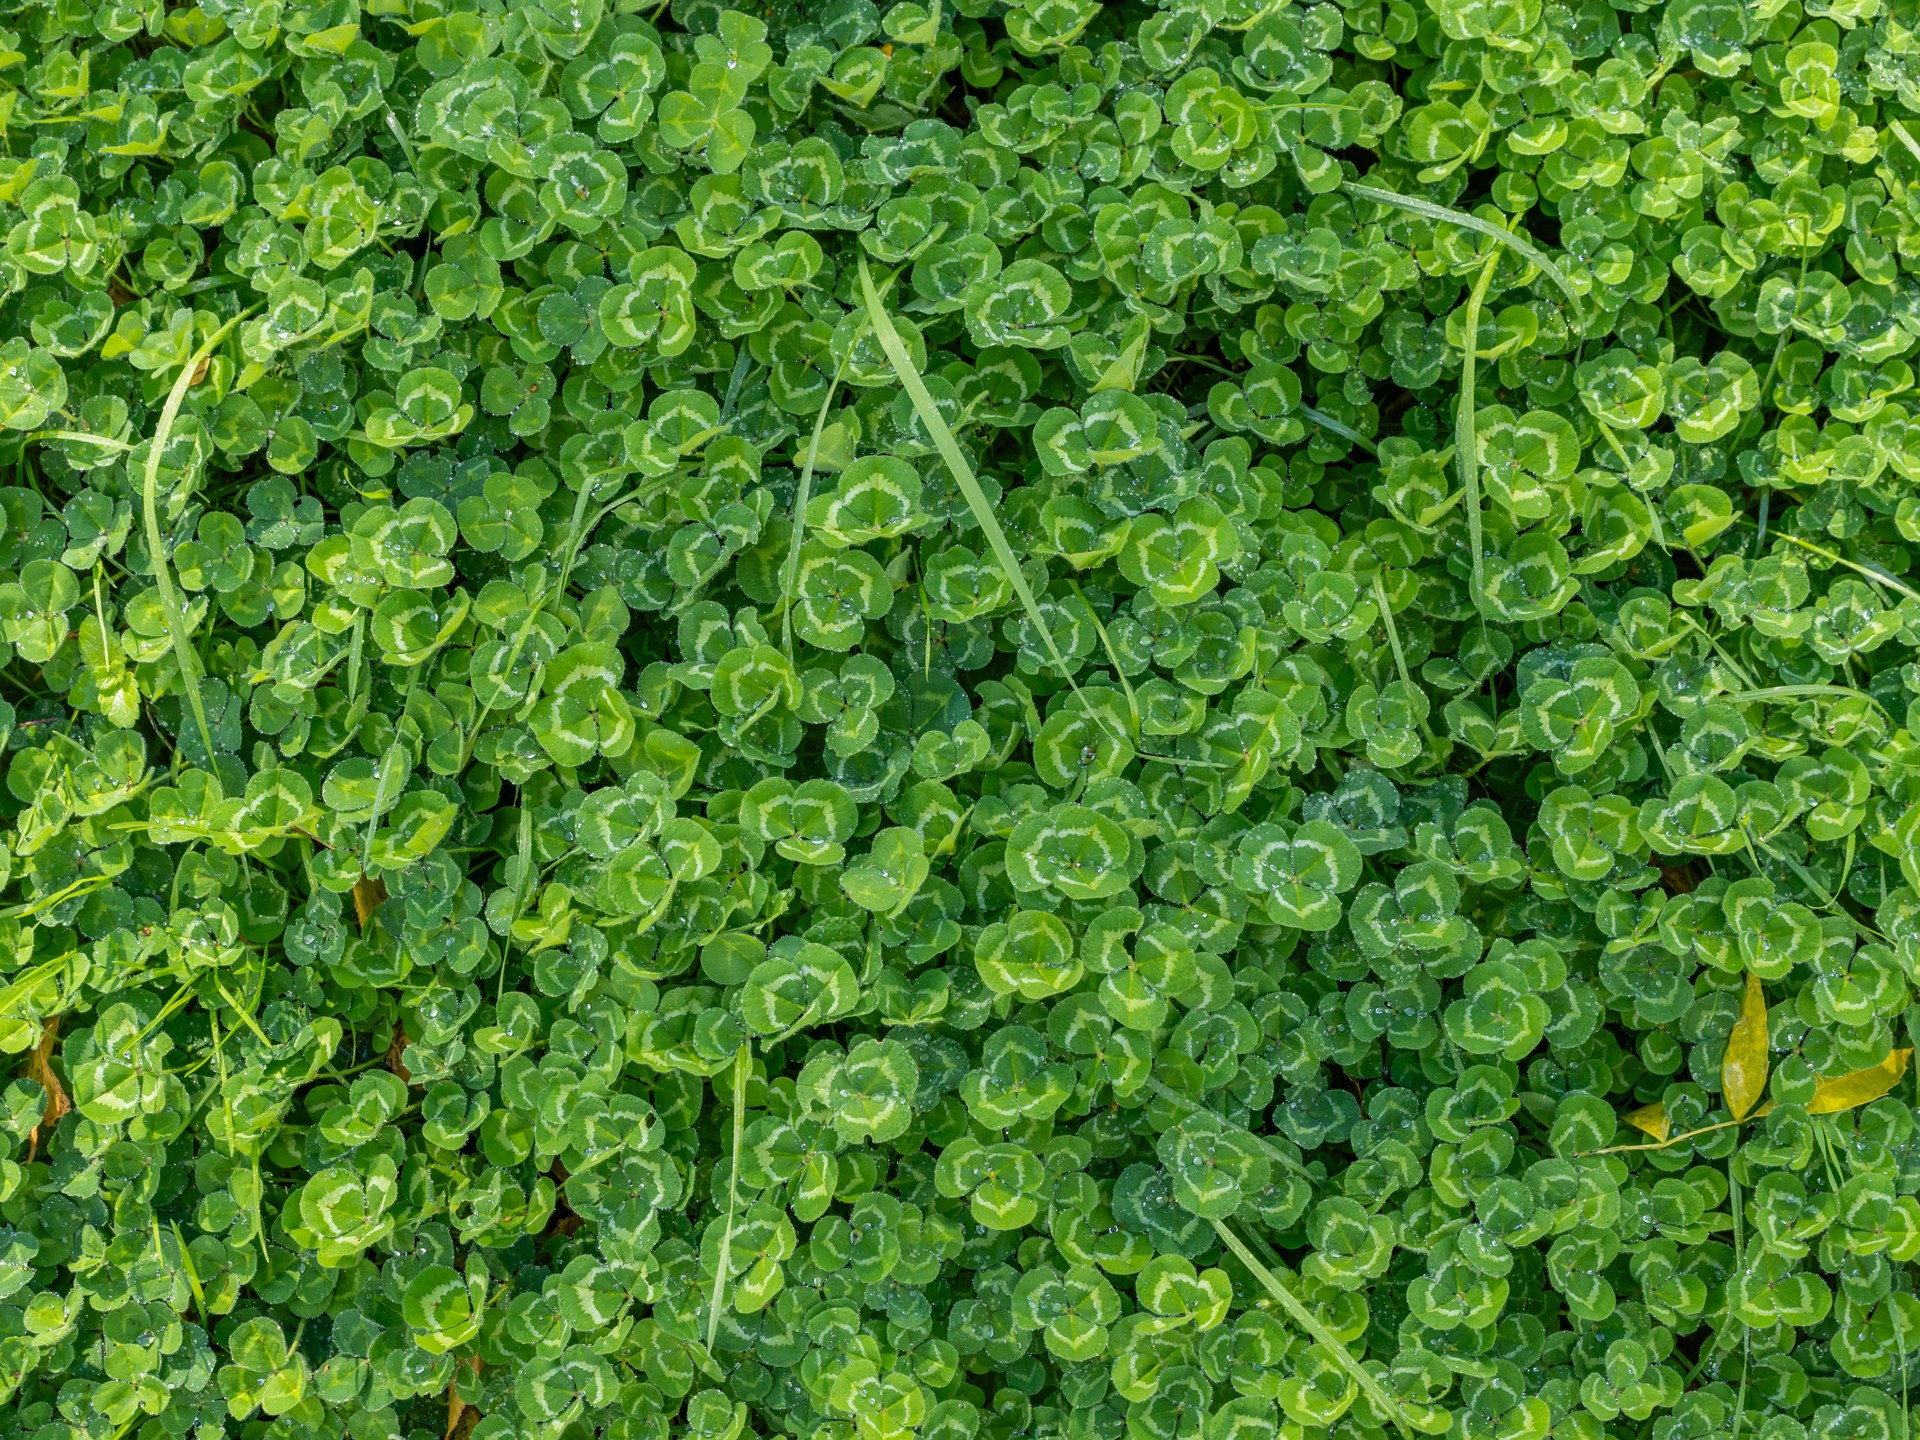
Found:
<box><xmin>1580</xmin><ymin>1109</ymin><xmax>1764</xmax><ymax>1155</ymax></box>
<box><xmin>1459</xmin><ymin>248</ymin><xmax>1500</xmax><ymax>615</ymax></box>
<box><xmin>143</xmin><ymin>309</ymin><xmax>253</xmax><ymax>763</ymax></box>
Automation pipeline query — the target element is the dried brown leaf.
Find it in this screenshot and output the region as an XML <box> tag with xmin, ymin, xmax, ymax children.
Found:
<box><xmin>354</xmin><ymin>872</ymin><xmax>388</xmax><ymax>930</ymax></box>
<box><xmin>23</xmin><ymin>1016</ymin><xmax>67</xmax><ymax>1161</ymax></box>
<box><xmin>447</xmin><ymin>1358</ymin><xmax>482</xmax><ymax>1440</ymax></box>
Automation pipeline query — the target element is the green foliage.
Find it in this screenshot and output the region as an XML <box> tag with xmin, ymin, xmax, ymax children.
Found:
<box><xmin>9</xmin><ymin>5</ymin><xmax>1920</xmax><ymax>1440</ymax></box>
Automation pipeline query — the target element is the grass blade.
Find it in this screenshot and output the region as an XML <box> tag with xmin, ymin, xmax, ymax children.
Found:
<box><xmin>1067</xmin><ymin>577</ymin><xmax>1141</xmax><ymax>737</ymax></box>
<box><xmin>31</xmin><ymin>430</ymin><xmax>134</xmax><ymax>453</ymax></box>
<box><xmin>706</xmin><ymin>1042</ymin><xmax>749</xmax><ymax>1352</ymax></box>
<box><xmin>1215</xmin><ymin>1218</ymin><xmax>1415</xmax><ymax>1437</ymax></box>
<box><xmin>856</xmin><ymin>258</ymin><xmax>1226</xmax><ymax>770</ymax></box>
<box><xmin>1890</xmin><ymin>116</ymin><xmax>1920</xmax><ymax>167</ymax></box>
<box><xmin>1344</xmin><ymin>182</ymin><xmax>1582</xmax><ymax>310</ymax></box>
<box><xmin>857</xmin><ymin>257</ymin><xmax>1080</xmax><ymax>682</ymax></box>
<box><xmin>1458</xmin><ymin>250</ymin><xmax>1500</xmax><ymax>615</ymax></box>
<box><xmin>1741</xmin><ymin>518</ymin><xmax>1920</xmax><ymax>603</ymax></box>
<box><xmin>142</xmin><ymin>310</ymin><xmax>251</xmax><ymax>762</ymax></box>
<box><xmin>780</xmin><ymin>351</ymin><xmax>851</xmax><ymax>657</ymax></box>
<box><xmin>1299</xmin><ymin>404</ymin><xmax>1378</xmax><ymax>455</ymax></box>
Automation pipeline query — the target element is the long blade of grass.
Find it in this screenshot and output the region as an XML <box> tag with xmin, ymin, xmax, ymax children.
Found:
<box><xmin>1214</xmin><ymin>1218</ymin><xmax>1415</xmax><ymax>1437</ymax></box>
<box><xmin>1067</xmin><ymin>577</ymin><xmax>1141</xmax><ymax>738</ymax></box>
<box><xmin>780</xmin><ymin>350</ymin><xmax>852</xmax><ymax>657</ymax></box>
<box><xmin>857</xmin><ymin>259</ymin><xmax>1230</xmax><ymax>770</ymax></box>
<box><xmin>1889</xmin><ymin>117</ymin><xmax>1920</xmax><ymax>167</ymax></box>
<box><xmin>1720</xmin><ymin>684</ymin><xmax>1896</xmax><ymax>720</ymax></box>
<box><xmin>857</xmin><ymin>257</ymin><xmax>1080</xmax><ymax>681</ymax></box>
<box><xmin>1739</xmin><ymin>517</ymin><xmax>1920</xmax><ymax>603</ymax></box>
<box><xmin>1458</xmin><ymin>249</ymin><xmax>1500</xmax><ymax>615</ymax></box>
<box><xmin>1298</xmin><ymin>404</ymin><xmax>1379</xmax><ymax>455</ymax></box>
<box><xmin>1344</xmin><ymin>182</ymin><xmax>1582</xmax><ymax>310</ymax></box>
<box><xmin>143</xmin><ymin>310</ymin><xmax>251</xmax><ymax>762</ymax></box>
<box><xmin>1142</xmin><ymin>1077</ymin><xmax>1314</xmax><ymax>1178</ymax></box>
<box><xmin>706</xmin><ymin>1042</ymin><xmax>749</xmax><ymax>1352</ymax></box>
<box><xmin>31</xmin><ymin>430</ymin><xmax>134</xmax><ymax>452</ymax></box>
<box><xmin>1730</xmin><ymin>1165</ymin><xmax>1749</xmax><ymax>1440</ymax></box>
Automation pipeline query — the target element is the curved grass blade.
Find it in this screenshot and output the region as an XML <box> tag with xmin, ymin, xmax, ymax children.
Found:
<box><xmin>1299</xmin><ymin>404</ymin><xmax>1378</xmax><ymax>455</ymax></box>
<box><xmin>856</xmin><ymin>259</ymin><xmax>1225</xmax><ymax>770</ymax></box>
<box><xmin>1215</xmin><ymin>1218</ymin><xmax>1415</xmax><ymax>1438</ymax></box>
<box><xmin>1458</xmin><ymin>250</ymin><xmax>1500</xmax><ymax>614</ymax></box>
<box><xmin>31</xmin><ymin>430</ymin><xmax>134</xmax><ymax>453</ymax></box>
<box><xmin>143</xmin><ymin>310</ymin><xmax>252</xmax><ymax>762</ymax></box>
<box><xmin>857</xmin><ymin>257</ymin><xmax>1078</xmax><ymax>681</ymax></box>
<box><xmin>780</xmin><ymin>350</ymin><xmax>852</xmax><ymax>657</ymax></box>
<box><xmin>1343</xmin><ymin>182</ymin><xmax>1582</xmax><ymax>310</ymax></box>
<box><xmin>706</xmin><ymin>1042</ymin><xmax>750</xmax><ymax>1352</ymax></box>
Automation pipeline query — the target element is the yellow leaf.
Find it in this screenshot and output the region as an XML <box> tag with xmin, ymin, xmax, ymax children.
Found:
<box><xmin>1807</xmin><ymin>1049</ymin><xmax>1914</xmax><ymax>1114</ymax></box>
<box><xmin>1721</xmin><ymin>971</ymin><xmax>1769</xmax><ymax>1121</ymax></box>
<box><xmin>1626</xmin><ymin>1102</ymin><xmax>1669</xmax><ymax>1142</ymax></box>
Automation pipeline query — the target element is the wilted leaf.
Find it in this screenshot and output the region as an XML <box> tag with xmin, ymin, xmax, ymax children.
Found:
<box><xmin>1625</xmin><ymin>1102</ymin><xmax>1671</xmax><ymax>1142</ymax></box>
<box><xmin>1722</xmin><ymin>971</ymin><xmax>1769</xmax><ymax>1120</ymax></box>
<box><xmin>1807</xmin><ymin>1050</ymin><xmax>1914</xmax><ymax>1114</ymax></box>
